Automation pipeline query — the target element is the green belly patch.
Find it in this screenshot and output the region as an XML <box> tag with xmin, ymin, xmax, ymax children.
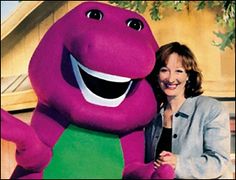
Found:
<box><xmin>43</xmin><ymin>124</ymin><xmax>124</xmax><ymax>179</ymax></box>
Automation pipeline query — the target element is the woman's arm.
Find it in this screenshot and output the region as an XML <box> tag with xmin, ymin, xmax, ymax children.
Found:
<box><xmin>175</xmin><ymin>102</ymin><xmax>232</xmax><ymax>179</ymax></box>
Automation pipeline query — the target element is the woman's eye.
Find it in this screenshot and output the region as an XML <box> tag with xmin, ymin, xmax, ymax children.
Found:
<box><xmin>160</xmin><ymin>68</ymin><xmax>168</xmax><ymax>73</ymax></box>
<box><xmin>126</xmin><ymin>18</ymin><xmax>144</xmax><ymax>31</ymax></box>
<box><xmin>86</xmin><ymin>9</ymin><xmax>103</xmax><ymax>20</ymax></box>
<box><xmin>176</xmin><ymin>69</ymin><xmax>184</xmax><ymax>73</ymax></box>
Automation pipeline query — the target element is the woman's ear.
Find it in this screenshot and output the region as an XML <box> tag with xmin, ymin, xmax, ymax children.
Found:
<box><xmin>186</xmin><ymin>75</ymin><xmax>190</xmax><ymax>83</ymax></box>
<box><xmin>186</xmin><ymin>73</ymin><xmax>190</xmax><ymax>81</ymax></box>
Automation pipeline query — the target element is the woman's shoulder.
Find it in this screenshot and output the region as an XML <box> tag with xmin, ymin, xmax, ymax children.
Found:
<box><xmin>191</xmin><ymin>95</ymin><xmax>226</xmax><ymax>113</ymax></box>
<box><xmin>193</xmin><ymin>95</ymin><xmax>221</xmax><ymax>105</ymax></box>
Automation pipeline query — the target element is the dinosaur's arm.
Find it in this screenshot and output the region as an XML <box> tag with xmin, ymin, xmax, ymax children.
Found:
<box><xmin>2</xmin><ymin>103</ymin><xmax>69</xmax><ymax>179</ymax></box>
<box><xmin>1</xmin><ymin>109</ymin><xmax>52</xmax><ymax>172</ymax></box>
<box><xmin>120</xmin><ymin>129</ymin><xmax>174</xmax><ymax>179</ymax></box>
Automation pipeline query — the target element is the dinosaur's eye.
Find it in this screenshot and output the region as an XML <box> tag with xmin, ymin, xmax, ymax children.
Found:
<box><xmin>126</xmin><ymin>18</ymin><xmax>144</xmax><ymax>31</ymax></box>
<box><xmin>86</xmin><ymin>9</ymin><xmax>103</xmax><ymax>20</ymax></box>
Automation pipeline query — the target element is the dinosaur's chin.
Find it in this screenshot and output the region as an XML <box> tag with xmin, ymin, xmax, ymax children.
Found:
<box><xmin>70</xmin><ymin>54</ymin><xmax>133</xmax><ymax>107</ymax></box>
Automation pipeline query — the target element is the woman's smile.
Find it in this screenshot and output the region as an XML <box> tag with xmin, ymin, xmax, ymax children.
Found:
<box><xmin>164</xmin><ymin>83</ymin><xmax>179</xmax><ymax>90</ymax></box>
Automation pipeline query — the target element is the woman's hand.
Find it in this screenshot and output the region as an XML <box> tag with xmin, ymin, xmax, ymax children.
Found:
<box><xmin>154</xmin><ymin>151</ymin><xmax>177</xmax><ymax>169</ymax></box>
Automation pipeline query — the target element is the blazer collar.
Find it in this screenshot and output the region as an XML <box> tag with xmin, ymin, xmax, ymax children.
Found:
<box><xmin>177</xmin><ymin>97</ymin><xmax>197</xmax><ymax>119</ymax></box>
<box><xmin>160</xmin><ymin>97</ymin><xmax>197</xmax><ymax>119</ymax></box>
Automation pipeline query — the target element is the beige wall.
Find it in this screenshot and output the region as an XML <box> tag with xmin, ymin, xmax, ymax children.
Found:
<box><xmin>143</xmin><ymin>3</ymin><xmax>235</xmax><ymax>97</ymax></box>
<box><xmin>1</xmin><ymin>1</ymin><xmax>235</xmax><ymax>98</ymax></box>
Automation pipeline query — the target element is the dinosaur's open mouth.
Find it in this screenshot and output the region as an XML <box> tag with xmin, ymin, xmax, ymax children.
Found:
<box><xmin>70</xmin><ymin>54</ymin><xmax>132</xmax><ymax>107</ymax></box>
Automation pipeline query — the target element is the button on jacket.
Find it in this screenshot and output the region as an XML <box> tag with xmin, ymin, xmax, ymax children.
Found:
<box><xmin>145</xmin><ymin>96</ymin><xmax>233</xmax><ymax>179</ymax></box>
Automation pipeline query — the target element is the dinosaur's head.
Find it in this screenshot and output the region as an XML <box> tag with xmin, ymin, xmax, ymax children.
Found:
<box><xmin>29</xmin><ymin>2</ymin><xmax>158</xmax><ymax>133</ymax></box>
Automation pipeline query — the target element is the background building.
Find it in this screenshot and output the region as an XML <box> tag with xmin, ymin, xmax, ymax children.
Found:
<box><xmin>1</xmin><ymin>1</ymin><xmax>235</xmax><ymax>179</ymax></box>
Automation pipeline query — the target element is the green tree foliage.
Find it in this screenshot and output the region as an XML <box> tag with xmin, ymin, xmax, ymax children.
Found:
<box><xmin>109</xmin><ymin>1</ymin><xmax>235</xmax><ymax>51</ymax></box>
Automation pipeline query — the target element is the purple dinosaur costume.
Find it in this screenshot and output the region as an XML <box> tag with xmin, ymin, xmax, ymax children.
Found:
<box><xmin>1</xmin><ymin>2</ymin><xmax>174</xmax><ymax>179</ymax></box>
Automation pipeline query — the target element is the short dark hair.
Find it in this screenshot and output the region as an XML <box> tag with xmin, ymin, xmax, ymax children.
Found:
<box><xmin>147</xmin><ymin>42</ymin><xmax>203</xmax><ymax>104</ymax></box>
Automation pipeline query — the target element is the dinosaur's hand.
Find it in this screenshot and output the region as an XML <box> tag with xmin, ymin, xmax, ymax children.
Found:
<box><xmin>151</xmin><ymin>164</ymin><xmax>175</xmax><ymax>179</ymax></box>
<box><xmin>1</xmin><ymin>109</ymin><xmax>52</xmax><ymax>172</ymax></box>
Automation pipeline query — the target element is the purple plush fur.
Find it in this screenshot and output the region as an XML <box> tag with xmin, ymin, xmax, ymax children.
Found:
<box><xmin>1</xmin><ymin>2</ymin><xmax>174</xmax><ymax>179</ymax></box>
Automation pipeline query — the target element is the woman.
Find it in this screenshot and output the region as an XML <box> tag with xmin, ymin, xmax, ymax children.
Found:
<box><xmin>145</xmin><ymin>42</ymin><xmax>233</xmax><ymax>179</ymax></box>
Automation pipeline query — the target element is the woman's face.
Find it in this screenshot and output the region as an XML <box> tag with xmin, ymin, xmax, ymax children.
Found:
<box><xmin>158</xmin><ymin>53</ymin><xmax>188</xmax><ymax>99</ymax></box>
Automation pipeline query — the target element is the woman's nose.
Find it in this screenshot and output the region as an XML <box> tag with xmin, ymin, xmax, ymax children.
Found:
<box><xmin>167</xmin><ymin>72</ymin><xmax>176</xmax><ymax>83</ymax></box>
